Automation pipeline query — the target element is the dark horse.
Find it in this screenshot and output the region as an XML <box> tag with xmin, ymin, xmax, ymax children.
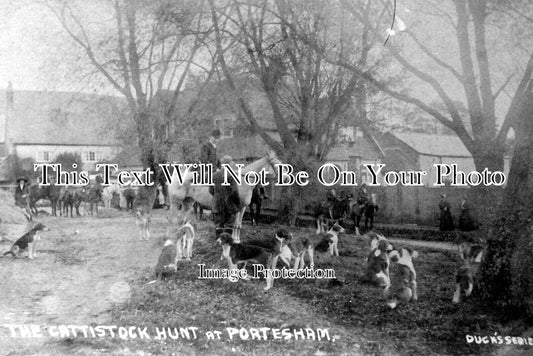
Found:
<box><xmin>29</xmin><ymin>182</ymin><xmax>63</xmax><ymax>217</ymax></box>
<box><xmin>60</xmin><ymin>188</ymin><xmax>75</xmax><ymax>218</ymax></box>
<box><xmin>72</xmin><ymin>184</ymin><xmax>103</xmax><ymax>216</ymax></box>
<box><xmin>314</xmin><ymin>193</ymin><xmax>352</xmax><ymax>233</ymax></box>
<box><xmin>363</xmin><ymin>200</ymin><xmax>379</xmax><ymax>231</ymax></box>
<box><xmin>123</xmin><ymin>187</ymin><xmax>136</xmax><ymax>211</ymax></box>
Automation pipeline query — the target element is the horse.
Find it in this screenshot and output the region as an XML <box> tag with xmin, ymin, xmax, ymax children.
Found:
<box><xmin>314</xmin><ymin>193</ymin><xmax>352</xmax><ymax>233</ymax></box>
<box><xmin>122</xmin><ymin>187</ymin><xmax>136</xmax><ymax>210</ymax></box>
<box><xmin>29</xmin><ymin>181</ymin><xmax>63</xmax><ymax>217</ymax></box>
<box><xmin>102</xmin><ymin>183</ymin><xmax>120</xmax><ymax>208</ymax></box>
<box><xmin>351</xmin><ymin>201</ymin><xmax>365</xmax><ymax>233</ymax></box>
<box><xmin>363</xmin><ymin>194</ymin><xmax>379</xmax><ymax>231</ymax></box>
<box><xmin>60</xmin><ymin>188</ymin><xmax>75</xmax><ymax>218</ymax></box>
<box><xmin>167</xmin><ymin>151</ymin><xmax>282</xmax><ymax>242</ymax></box>
<box><xmin>72</xmin><ymin>183</ymin><xmax>102</xmax><ymax>216</ymax></box>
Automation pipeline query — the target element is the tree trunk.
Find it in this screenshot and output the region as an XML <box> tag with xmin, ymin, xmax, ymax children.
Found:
<box><xmin>469</xmin><ymin>141</ymin><xmax>506</xmax><ymax>229</ymax></box>
<box><xmin>478</xmin><ymin>89</ymin><xmax>533</xmax><ymax>315</ymax></box>
<box><xmin>135</xmin><ymin>110</ymin><xmax>162</xmax><ymax>210</ymax></box>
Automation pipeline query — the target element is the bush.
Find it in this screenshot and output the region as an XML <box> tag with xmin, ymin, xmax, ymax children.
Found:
<box><xmin>53</xmin><ymin>152</ymin><xmax>83</xmax><ymax>172</ymax></box>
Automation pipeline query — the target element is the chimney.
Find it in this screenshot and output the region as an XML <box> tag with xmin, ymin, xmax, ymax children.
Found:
<box><xmin>5</xmin><ymin>82</ymin><xmax>14</xmax><ymax>154</ymax></box>
<box><xmin>6</xmin><ymin>81</ymin><xmax>13</xmax><ymax>107</ymax></box>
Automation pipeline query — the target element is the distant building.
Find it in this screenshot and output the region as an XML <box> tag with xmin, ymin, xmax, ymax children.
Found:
<box><xmin>0</xmin><ymin>83</ymin><xmax>123</xmax><ymax>181</ymax></box>
<box><xmin>324</xmin><ymin>125</ymin><xmax>385</xmax><ymax>185</ymax></box>
<box><xmin>378</xmin><ymin>132</ymin><xmax>510</xmax><ymax>186</ymax></box>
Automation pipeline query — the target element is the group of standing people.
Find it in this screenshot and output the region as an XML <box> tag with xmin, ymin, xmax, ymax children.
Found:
<box><xmin>324</xmin><ymin>184</ymin><xmax>379</xmax><ymax>232</ymax></box>
<box><xmin>439</xmin><ymin>193</ymin><xmax>478</xmax><ymax>232</ymax></box>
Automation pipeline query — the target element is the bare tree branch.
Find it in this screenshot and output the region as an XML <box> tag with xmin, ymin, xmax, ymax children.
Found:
<box><xmin>493</xmin><ymin>73</ymin><xmax>514</xmax><ymax>101</ymax></box>
<box><xmin>404</xmin><ymin>29</ymin><xmax>464</xmax><ymax>82</ymax></box>
<box><xmin>498</xmin><ymin>52</ymin><xmax>533</xmax><ymax>142</ymax></box>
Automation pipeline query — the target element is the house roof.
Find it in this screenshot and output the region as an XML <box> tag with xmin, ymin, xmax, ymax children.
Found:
<box><xmin>392</xmin><ymin>132</ymin><xmax>471</xmax><ymax>157</ymax></box>
<box><xmin>326</xmin><ymin>128</ymin><xmax>385</xmax><ymax>162</ymax></box>
<box><xmin>327</xmin><ymin>145</ymin><xmax>352</xmax><ymax>161</ymax></box>
<box><xmin>218</xmin><ymin>133</ymin><xmax>277</xmax><ymax>161</ymax></box>
<box><xmin>1</xmin><ymin>89</ymin><xmax>124</xmax><ymax>146</ymax></box>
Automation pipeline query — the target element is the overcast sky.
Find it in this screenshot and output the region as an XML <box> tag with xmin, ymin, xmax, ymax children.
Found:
<box><xmin>0</xmin><ymin>1</ymin><xmax>115</xmax><ymax>94</ymax></box>
<box><xmin>0</xmin><ymin>0</ymin><xmax>530</xmax><ymax>127</ymax></box>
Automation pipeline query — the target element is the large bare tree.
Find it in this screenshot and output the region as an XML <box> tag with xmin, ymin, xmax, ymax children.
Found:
<box><xmin>208</xmin><ymin>0</ymin><xmax>383</xmax><ymax>161</ymax></box>
<box><xmin>46</xmin><ymin>0</ymin><xmax>214</xmax><ymax>205</ymax></box>
<box><xmin>334</xmin><ymin>0</ymin><xmax>533</xmax><ymax>315</ymax></box>
<box><xmin>335</xmin><ymin>0</ymin><xmax>532</xmax><ymax>172</ymax></box>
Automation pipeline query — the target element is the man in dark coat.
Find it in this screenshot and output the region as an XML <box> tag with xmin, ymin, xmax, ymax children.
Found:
<box><xmin>209</xmin><ymin>155</ymin><xmax>240</xmax><ymax>238</ymax></box>
<box><xmin>14</xmin><ymin>177</ymin><xmax>32</xmax><ymax>221</ymax></box>
<box><xmin>200</xmin><ymin>129</ymin><xmax>221</xmax><ymax>170</ymax></box>
<box><xmin>438</xmin><ymin>194</ymin><xmax>454</xmax><ymax>231</ymax></box>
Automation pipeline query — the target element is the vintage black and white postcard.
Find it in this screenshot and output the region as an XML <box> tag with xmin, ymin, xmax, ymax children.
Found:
<box><xmin>0</xmin><ymin>1</ymin><xmax>532</xmax><ymax>355</ymax></box>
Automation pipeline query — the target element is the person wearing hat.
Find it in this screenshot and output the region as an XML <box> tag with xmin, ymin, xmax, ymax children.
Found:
<box><xmin>14</xmin><ymin>177</ymin><xmax>32</xmax><ymax>221</ymax></box>
<box><xmin>209</xmin><ymin>155</ymin><xmax>241</xmax><ymax>238</ymax></box>
<box><xmin>200</xmin><ymin>129</ymin><xmax>221</xmax><ymax>170</ymax></box>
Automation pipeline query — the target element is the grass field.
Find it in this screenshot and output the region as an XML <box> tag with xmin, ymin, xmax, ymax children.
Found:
<box><xmin>1</xmin><ymin>211</ymin><xmax>531</xmax><ymax>355</ymax></box>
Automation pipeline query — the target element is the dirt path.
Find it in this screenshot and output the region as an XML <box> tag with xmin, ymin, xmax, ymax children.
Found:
<box><xmin>0</xmin><ymin>212</ymin><xmax>163</xmax><ymax>355</ymax></box>
<box><xmin>388</xmin><ymin>238</ymin><xmax>456</xmax><ymax>251</ymax></box>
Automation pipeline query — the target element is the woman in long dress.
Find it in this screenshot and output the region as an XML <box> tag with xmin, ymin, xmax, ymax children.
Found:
<box><xmin>438</xmin><ymin>194</ymin><xmax>454</xmax><ymax>231</ymax></box>
<box><xmin>459</xmin><ymin>194</ymin><xmax>479</xmax><ymax>231</ymax></box>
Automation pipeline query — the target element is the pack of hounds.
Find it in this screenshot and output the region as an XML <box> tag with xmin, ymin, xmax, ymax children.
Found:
<box><xmin>2</xmin><ymin>204</ymin><xmax>485</xmax><ymax>309</ymax></box>
<box><xmin>149</xmin><ymin>203</ymin><xmax>486</xmax><ymax>309</ymax></box>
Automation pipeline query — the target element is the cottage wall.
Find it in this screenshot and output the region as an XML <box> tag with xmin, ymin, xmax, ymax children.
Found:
<box><xmin>14</xmin><ymin>144</ymin><xmax>119</xmax><ymax>172</ymax></box>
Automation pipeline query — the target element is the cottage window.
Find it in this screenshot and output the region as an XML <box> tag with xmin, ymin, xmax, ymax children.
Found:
<box><xmin>322</xmin><ymin>163</ymin><xmax>346</xmax><ymax>183</ymax></box>
<box><xmin>37</xmin><ymin>151</ymin><xmax>53</xmax><ymax>162</ymax></box>
<box><xmin>83</xmin><ymin>152</ymin><xmax>97</xmax><ymax>162</ymax></box>
<box><xmin>214</xmin><ymin>117</ymin><xmax>234</xmax><ymax>138</ymax></box>
<box><xmin>338</xmin><ymin>127</ymin><xmax>355</xmax><ymax>142</ymax></box>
